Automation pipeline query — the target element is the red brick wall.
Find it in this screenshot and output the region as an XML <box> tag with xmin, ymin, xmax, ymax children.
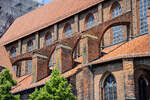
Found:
<box><xmin>32</xmin><ymin>53</ymin><xmax>49</xmax><ymax>82</ymax></box>
<box><xmin>55</xmin><ymin>45</ymin><xmax>73</xmax><ymax>73</ymax></box>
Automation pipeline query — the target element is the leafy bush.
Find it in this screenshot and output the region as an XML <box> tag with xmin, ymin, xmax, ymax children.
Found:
<box><xmin>0</xmin><ymin>69</ymin><xmax>20</xmax><ymax>100</ymax></box>
<box><xmin>28</xmin><ymin>68</ymin><xmax>76</xmax><ymax>100</ymax></box>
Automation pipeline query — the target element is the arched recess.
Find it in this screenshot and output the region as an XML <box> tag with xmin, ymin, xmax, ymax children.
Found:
<box><xmin>98</xmin><ymin>21</ymin><xmax>130</xmax><ymax>46</ymax></box>
<box><xmin>63</xmin><ymin>22</ymin><xmax>72</xmax><ymax>37</ymax></box>
<box><xmin>109</xmin><ymin>1</ymin><xmax>122</xmax><ymax>18</ymax></box>
<box><xmin>134</xmin><ymin>65</ymin><xmax>150</xmax><ymax>100</ymax></box>
<box><xmin>45</xmin><ymin>31</ymin><xmax>53</xmax><ymax>46</ymax></box>
<box><xmin>99</xmin><ymin>71</ymin><xmax>117</xmax><ymax>100</ymax></box>
<box><xmin>10</xmin><ymin>46</ymin><xmax>17</xmax><ymax>57</ymax></box>
<box><xmin>109</xmin><ymin>1</ymin><xmax>123</xmax><ymax>44</ymax></box>
<box><xmin>71</xmin><ymin>36</ymin><xmax>82</xmax><ymax>60</ymax></box>
<box><xmin>84</xmin><ymin>12</ymin><xmax>95</xmax><ymax>29</ymax></box>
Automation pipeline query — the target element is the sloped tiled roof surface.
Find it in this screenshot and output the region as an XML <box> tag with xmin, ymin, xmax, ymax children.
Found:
<box><xmin>89</xmin><ymin>34</ymin><xmax>150</xmax><ymax>65</ymax></box>
<box><xmin>0</xmin><ymin>0</ymin><xmax>104</xmax><ymax>45</ymax></box>
<box><xmin>11</xmin><ymin>57</ymin><xmax>83</xmax><ymax>93</ymax></box>
<box><xmin>0</xmin><ymin>46</ymin><xmax>16</xmax><ymax>79</ymax></box>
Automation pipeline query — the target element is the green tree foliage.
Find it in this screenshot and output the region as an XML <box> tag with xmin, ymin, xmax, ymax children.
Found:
<box><xmin>0</xmin><ymin>69</ymin><xmax>20</xmax><ymax>100</ymax></box>
<box><xmin>28</xmin><ymin>68</ymin><xmax>76</xmax><ymax>100</ymax></box>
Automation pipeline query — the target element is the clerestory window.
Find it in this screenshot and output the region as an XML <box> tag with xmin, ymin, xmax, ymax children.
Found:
<box><xmin>45</xmin><ymin>33</ymin><xmax>52</xmax><ymax>46</ymax></box>
<box><xmin>27</xmin><ymin>40</ymin><xmax>33</xmax><ymax>52</ymax></box>
<box><xmin>65</xmin><ymin>24</ymin><xmax>72</xmax><ymax>36</ymax></box>
<box><xmin>139</xmin><ymin>0</ymin><xmax>149</xmax><ymax>34</ymax></box>
<box><xmin>10</xmin><ymin>47</ymin><xmax>17</xmax><ymax>57</ymax></box>
<box><xmin>86</xmin><ymin>14</ymin><xmax>95</xmax><ymax>28</ymax></box>
<box><xmin>112</xmin><ymin>3</ymin><xmax>123</xmax><ymax>44</ymax></box>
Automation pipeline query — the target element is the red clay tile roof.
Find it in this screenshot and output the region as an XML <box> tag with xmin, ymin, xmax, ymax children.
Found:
<box><xmin>0</xmin><ymin>0</ymin><xmax>104</xmax><ymax>45</ymax></box>
<box><xmin>0</xmin><ymin>46</ymin><xmax>16</xmax><ymax>79</ymax></box>
<box><xmin>87</xmin><ymin>34</ymin><xmax>150</xmax><ymax>65</ymax></box>
<box><xmin>11</xmin><ymin>64</ymin><xmax>83</xmax><ymax>93</ymax></box>
<box><xmin>11</xmin><ymin>57</ymin><xmax>83</xmax><ymax>93</ymax></box>
<box><xmin>11</xmin><ymin>64</ymin><xmax>82</xmax><ymax>93</ymax></box>
<box><xmin>102</xmin><ymin>42</ymin><xmax>126</xmax><ymax>54</ymax></box>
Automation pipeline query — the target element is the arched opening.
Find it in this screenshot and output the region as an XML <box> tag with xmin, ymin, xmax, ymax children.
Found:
<box><xmin>64</xmin><ymin>23</ymin><xmax>72</xmax><ymax>37</ymax></box>
<box><xmin>85</xmin><ymin>13</ymin><xmax>95</xmax><ymax>29</ymax></box>
<box><xmin>135</xmin><ymin>68</ymin><xmax>150</xmax><ymax>100</ymax></box>
<box><xmin>138</xmin><ymin>76</ymin><xmax>149</xmax><ymax>100</ymax></box>
<box><xmin>111</xmin><ymin>2</ymin><xmax>123</xmax><ymax>44</ymax></box>
<box><xmin>98</xmin><ymin>19</ymin><xmax>130</xmax><ymax>50</ymax></box>
<box><xmin>100</xmin><ymin>72</ymin><xmax>117</xmax><ymax>100</ymax></box>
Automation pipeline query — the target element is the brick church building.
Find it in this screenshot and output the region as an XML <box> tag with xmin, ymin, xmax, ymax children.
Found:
<box><xmin>0</xmin><ymin>0</ymin><xmax>150</xmax><ymax>100</ymax></box>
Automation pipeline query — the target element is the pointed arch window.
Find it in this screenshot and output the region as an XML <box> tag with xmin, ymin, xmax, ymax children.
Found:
<box><xmin>139</xmin><ymin>0</ymin><xmax>149</xmax><ymax>34</ymax></box>
<box><xmin>86</xmin><ymin>14</ymin><xmax>95</xmax><ymax>28</ymax></box>
<box><xmin>112</xmin><ymin>3</ymin><xmax>122</xmax><ymax>44</ymax></box>
<box><xmin>45</xmin><ymin>33</ymin><xmax>52</xmax><ymax>46</ymax></box>
<box><xmin>10</xmin><ymin>47</ymin><xmax>17</xmax><ymax>57</ymax></box>
<box><xmin>102</xmin><ymin>74</ymin><xmax>117</xmax><ymax>100</ymax></box>
<box><xmin>65</xmin><ymin>24</ymin><xmax>72</xmax><ymax>36</ymax></box>
<box><xmin>27</xmin><ymin>40</ymin><xmax>33</xmax><ymax>52</ymax></box>
<box><xmin>138</xmin><ymin>76</ymin><xmax>149</xmax><ymax>100</ymax></box>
